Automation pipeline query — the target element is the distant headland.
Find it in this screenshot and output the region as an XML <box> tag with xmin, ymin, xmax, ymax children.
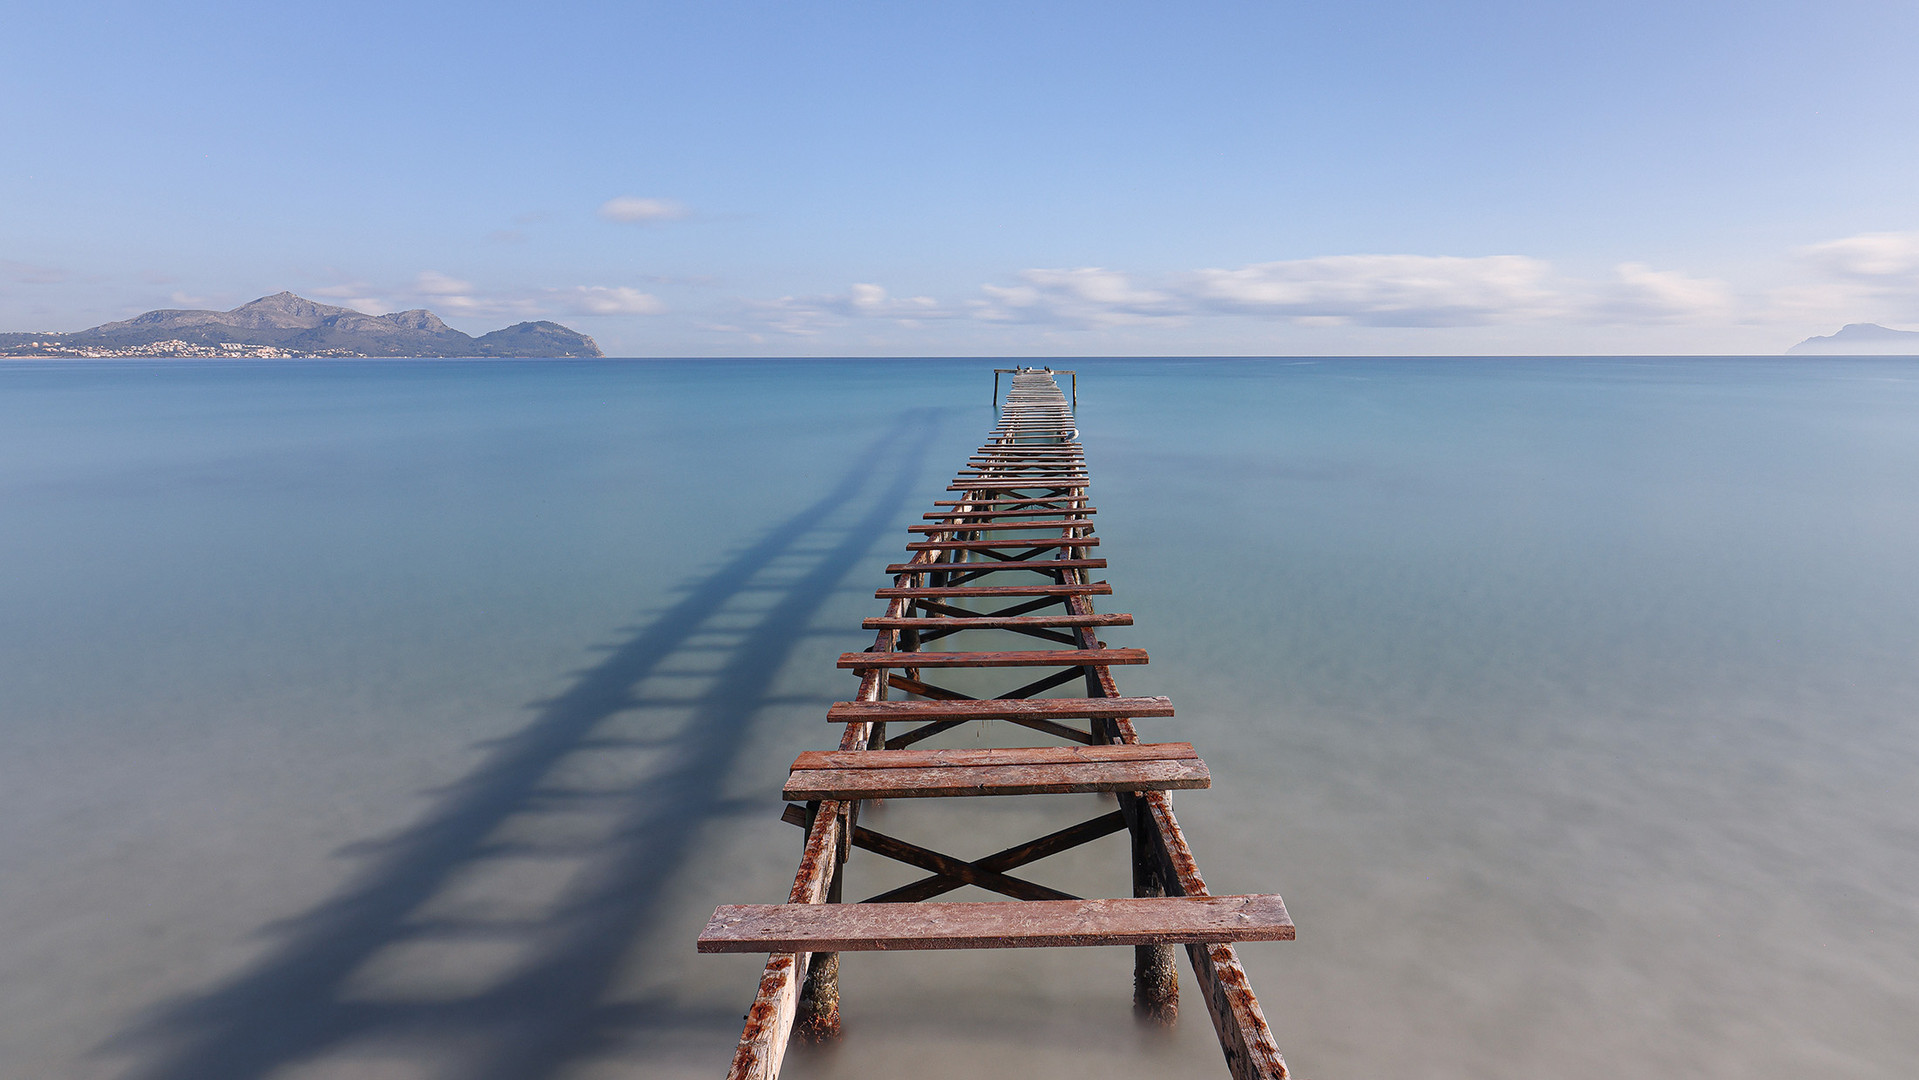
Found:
<box><xmin>0</xmin><ymin>292</ymin><xmax>602</xmax><ymax>358</ymax></box>
<box><xmin>1788</xmin><ymin>323</ymin><xmax>1919</xmax><ymax>356</ymax></box>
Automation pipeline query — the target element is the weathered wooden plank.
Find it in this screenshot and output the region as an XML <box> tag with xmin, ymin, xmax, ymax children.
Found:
<box><xmin>947</xmin><ymin>481</ymin><xmax>1088</xmax><ymax>491</ymax></box>
<box><xmin>906</xmin><ymin>537</ymin><xmax>1099</xmax><ymax>550</ymax></box>
<box><xmin>700</xmin><ymin>895</ymin><xmax>1293</xmax><ymax>953</ymax></box>
<box><xmin>926</xmin><ymin>509</ymin><xmax>1095</xmax><ymax>520</ymax></box>
<box><xmin>873</xmin><ymin>583</ymin><xmax>1109</xmax><ymax>599</ymax></box>
<box><xmin>783</xmin><ymin>756</ymin><xmax>1209</xmax><ymax>800</ymax></box>
<box><xmin>839</xmin><ymin>647</ymin><xmax>1144</xmax><ymax>668</ymax></box>
<box><xmin>951</xmin><ymin>477</ymin><xmax>1089</xmax><ymax>485</ymax></box>
<box><xmin>933</xmin><ymin>497</ymin><xmax>1090</xmax><ymax>507</ymax></box>
<box><xmin>862</xmin><ymin>613</ymin><xmax>1132</xmax><ymax>630</ymax></box>
<box><xmin>885</xmin><ymin>558</ymin><xmax>1106</xmax><ymax>574</ymax></box>
<box><xmin>965</xmin><ymin>463</ymin><xmax>1082</xmax><ymax>469</ymax></box>
<box><xmin>909</xmin><ymin>521</ymin><xmax>1097</xmax><ymax>534</ymax></box>
<box><xmin>826</xmin><ymin>695</ymin><xmax>1172</xmax><ymax>723</ymax></box>
<box><xmin>794</xmin><ymin>743</ymin><xmax>1196</xmax><ymax>770</ymax></box>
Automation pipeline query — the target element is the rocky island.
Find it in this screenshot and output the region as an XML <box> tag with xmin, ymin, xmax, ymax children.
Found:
<box><xmin>0</xmin><ymin>292</ymin><xmax>602</xmax><ymax>358</ymax></box>
<box><xmin>1788</xmin><ymin>323</ymin><xmax>1919</xmax><ymax>355</ymax></box>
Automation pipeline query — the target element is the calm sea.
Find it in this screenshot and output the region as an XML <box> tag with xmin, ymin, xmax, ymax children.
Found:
<box><xmin>2</xmin><ymin>357</ymin><xmax>1914</xmax><ymax>1080</ymax></box>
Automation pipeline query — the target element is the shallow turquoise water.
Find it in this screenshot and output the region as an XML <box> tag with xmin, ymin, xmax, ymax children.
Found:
<box><xmin>2</xmin><ymin>357</ymin><xmax>1915</xmax><ymax>1079</ymax></box>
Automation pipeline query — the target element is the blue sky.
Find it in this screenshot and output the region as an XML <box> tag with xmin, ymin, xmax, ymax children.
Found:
<box><xmin>5</xmin><ymin>0</ymin><xmax>1919</xmax><ymax>355</ymax></box>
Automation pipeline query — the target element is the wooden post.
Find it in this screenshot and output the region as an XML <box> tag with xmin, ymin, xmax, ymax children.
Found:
<box><xmin>796</xmin><ymin>806</ymin><xmax>846</xmax><ymax>1042</ymax></box>
<box><xmin>1130</xmin><ymin>794</ymin><xmax>1179</xmax><ymax>1024</ymax></box>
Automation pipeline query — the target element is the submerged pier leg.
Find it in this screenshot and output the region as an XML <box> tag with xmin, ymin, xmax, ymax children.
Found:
<box><xmin>1130</xmin><ymin>796</ymin><xmax>1180</xmax><ymax>1024</ymax></box>
<box><xmin>796</xmin><ymin>808</ymin><xmax>846</xmax><ymax>1042</ymax></box>
<box><xmin>795</xmin><ymin>951</ymin><xmax>840</xmax><ymax>1042</ymax></box>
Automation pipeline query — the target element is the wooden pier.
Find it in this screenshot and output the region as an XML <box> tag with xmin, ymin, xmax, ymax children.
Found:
<box><xmin>700</xmin><ymin>368</ymin><xmax>1293</xmax><ymax>1079</ymax></box>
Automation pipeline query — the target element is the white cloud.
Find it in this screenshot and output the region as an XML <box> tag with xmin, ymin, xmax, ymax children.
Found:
<box><xmin>563</xmin><ymin>286</ymin><xmax>667</xmax><ymax>316</ymax></box>
<box><xmin>413</xmin><ymin>271</ymin><xmax>475</xmax><ymax>296</ymax></box>
<box><xmin>967</xmin><ymin>256</ymin><xmax>1557</xmax><ymax>328</ymax></box>
<box><xmin>963</xmin><ymin>256</ymin><xmax>1749</xmax><ymax>330</ymax></box>
<box><xmin>380</xmin><ymin>272</ymin><xmax>542</xmax><ymax>319</ymax></box>
<box><xmin>1799</xmin><ymin>230</ymin><xmax>1919</xmax><ymax>279</ymax></box>
<box><xmin>309</xmin><ymin>282</ymin><xmax>390</xmax><ymax>313</ymax></box>
<box><xmin>1184</xmin><ymin>254</ymin><xmax>1555</xmax><ymax>326</ymax></box>
<box><xmin>1589</xmin><ymin>263</ymin><xmax>1735</xmax><ymax>323</ymax></box>
<box><xmin>599</xmin><ymin>196</ymin><xmax>691</xmax><ymax>224</ymax></box>
<box><xmin>1767</xmin><ymin>229</ymin><xmax>1919</xmax><ymax>326</ymax></box>
<box><xmin>752</xmin><ymin>284</ymin><xmax>946</xmax><ymax>335</ymax></box>
<box><xmin>302</xmin><ymin>275</ymin><xmax>671</xmax><ymax>321</ymax></box>
<box><xmin>732</xmin><ymin>255</ymin><xmax>1746</xmax><ymax>342</ymax></box>
<box><xmin>826</xmin><ymin>283</ymin><xmax>942</xmax><ymax>319</ymax></box>
<box><xmin>975</xmin><ymin>269</ymin><xmax>1179</xmax><ymax>326</ymax></box>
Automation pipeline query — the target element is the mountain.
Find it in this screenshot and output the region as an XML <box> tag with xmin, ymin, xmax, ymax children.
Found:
<box><xmin>0</xmin><ymin>292</ymin><xmax>602</xmax><ymax>358</ymax></box>
<box><xmin>1788</xmin><ymin>323</ymin><xmax>1919</xmax><ymax>355</ymax></box>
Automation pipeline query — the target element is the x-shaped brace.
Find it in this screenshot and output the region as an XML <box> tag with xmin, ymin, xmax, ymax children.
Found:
<box><xmin>781</xmin><ymin>805</ymin><xmax>1127</xmax><ymax>903</ymax></box>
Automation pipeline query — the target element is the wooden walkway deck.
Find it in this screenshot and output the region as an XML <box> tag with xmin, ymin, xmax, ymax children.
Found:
<box><xmin>700</xmin><ymin>368</ymin><xmax>1293</xmax><ymax>1079</ymax></box>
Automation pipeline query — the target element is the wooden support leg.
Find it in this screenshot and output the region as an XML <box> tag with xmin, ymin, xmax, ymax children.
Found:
<box><xmin>726</xmin><ymin>802</ymin><xmax>845</xmax><ymax>1080</ymax></box>
<box><xmin>795</xmin><ymin>951</ymin><xmax>841</xmax><ymax>1042</ymax></box>
<box><xmin>1128</xmin><ymin>795</ymin><xmax>1179</xmax><ymax>1024</ymax></box>
<box><xmin>797</xmin><ymin>807</ymin><xmax>848</xmax><ymax>1042</ymax></box>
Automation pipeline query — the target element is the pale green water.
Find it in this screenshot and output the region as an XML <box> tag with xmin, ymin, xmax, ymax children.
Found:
<box><xmin>1</xmin><ymin>358</ymin><xmax>1915</xmax><ymax>1079</ymax></box>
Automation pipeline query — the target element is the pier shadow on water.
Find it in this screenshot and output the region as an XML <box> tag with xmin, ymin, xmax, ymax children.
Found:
<box><xmin>104</xmin><ymin>412</ymin><xmax>942</xmax><ymax>1080</ymax></box>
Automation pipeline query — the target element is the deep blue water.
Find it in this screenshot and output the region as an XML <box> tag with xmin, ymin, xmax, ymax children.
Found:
<box><xmin>2</xmin><ymin>357</ymin><xmax>1915</xmax><ymax>1079</ymax></box>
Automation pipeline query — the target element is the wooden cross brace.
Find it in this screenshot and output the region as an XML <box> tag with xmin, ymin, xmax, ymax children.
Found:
<box><xmin>883</xmin><ymin>663</ymin><xmax>1087</xmax><ymax>707</ymax></box>
<box><xmin>901</xmin><ymin>594</ymin><xmax>1082</xmax><ymax>648</ymax></box>
<box><xmin>781</xmin><ymin>804</ymin><xmax>1127</xmax><ymax>903</ymax></box>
